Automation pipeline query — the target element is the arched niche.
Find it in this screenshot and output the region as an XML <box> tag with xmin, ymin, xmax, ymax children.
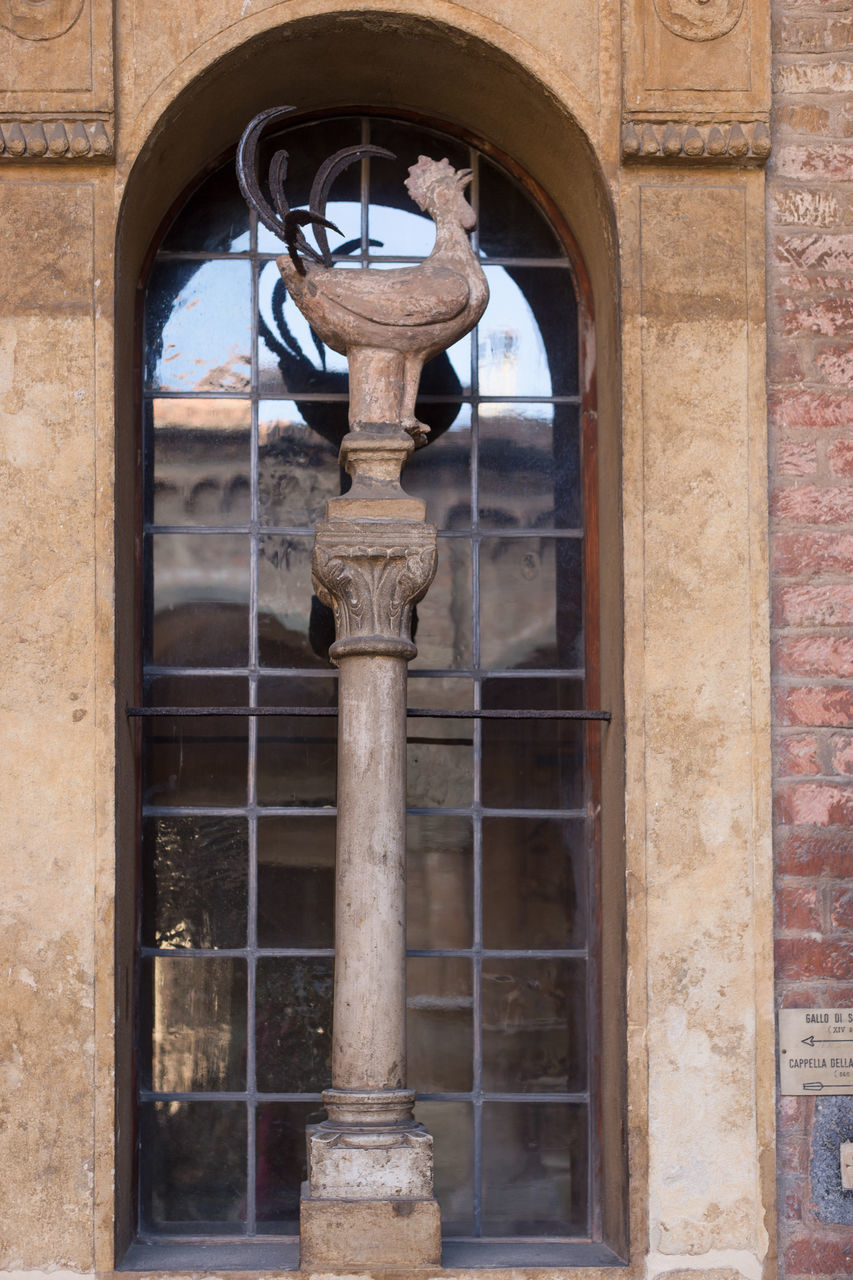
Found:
<box><xmin>114</xmin><ymin>12</ymin><xmax>625</xmax><ymax>1264</ymax></box>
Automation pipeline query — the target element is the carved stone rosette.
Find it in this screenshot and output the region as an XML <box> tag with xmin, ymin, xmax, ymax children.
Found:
<box><xmin>313</xmin><ymin>520</ymin><xmax>437</xmax><ymax>661</ymax></box>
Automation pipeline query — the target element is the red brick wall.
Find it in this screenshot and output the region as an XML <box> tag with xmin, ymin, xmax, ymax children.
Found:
<box><xmin>769</xmin><ymin>0</ymin><xmax>853</xmax><ymax>1274</ymax></box>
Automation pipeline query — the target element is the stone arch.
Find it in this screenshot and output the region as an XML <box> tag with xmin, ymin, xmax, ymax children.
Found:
<box><xmin>114</xmin><ymin>12</ymin><xmax>625</xmax><ymax>1261</ymax></box>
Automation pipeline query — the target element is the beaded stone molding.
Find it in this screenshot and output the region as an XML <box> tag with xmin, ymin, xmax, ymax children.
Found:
<box><xmin>0</xmin><ymin>118</ymin><xmax>113</xmax><ymax>159</ymax></box>
<box><xmin>622</xmin><ymin>119</ymin><xmax>771</xmax><ymax>163</ymax></box>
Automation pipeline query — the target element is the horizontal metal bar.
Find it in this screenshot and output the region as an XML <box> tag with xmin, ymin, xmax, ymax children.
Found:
<box><xmin>129</xmin><ymin>705</ymin><xmax>611</xmax><ymax>721</ymax></box>
<box><xmin>141</xmin><ymin>946</ymin><xmax>587</xmax><ymax>960</ymax></box>
<box><xmin>140</xmin><ymin>1090</ymin><xmax>588</xmax><ymax>1104</ymax></box>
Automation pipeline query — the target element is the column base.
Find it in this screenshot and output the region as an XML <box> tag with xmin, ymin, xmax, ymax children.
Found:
<box><xmin>300</xmin><ymin>1191</ymin><xmax>442</xmax><ymax>1269</ymax></box>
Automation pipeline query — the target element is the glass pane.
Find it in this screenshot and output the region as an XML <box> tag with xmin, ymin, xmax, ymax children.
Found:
<box><xmin>142</xmin><ymin>957</ymin><xmax>247</xmax><ymax>1092</ymax></box>
<box><xmin>366</xmin><ymin>119</ymin><xmax>469</xmax><ymax>258</ymax></box>
<box><xmin>407</xmin><ymin>957</ymin><xmax>472</xmax><ymax>1092</ymax></box>
<box><xmin>482</xmin><ymin>817</ymin><xmax>586</xmax><ymax>949</ymax></box>
<box><xmin>479</xmin><ymin>266</ymin><xmax>578</xmax><ymax>399</ymax></box>
<box><xmin>256</xmin><ymin>118</ymin><xmax>362</xmax><ymax>254</ymax></box>
<box><xmin>143</xmin><ymin>697</ymin><xmax>248</xmax><ymax>808</ymax></box>
<box><xmin>258</xmin><ymin>535</ymin><xmax>332</xmax><ymax>669</ymax></box>
<box><xmin>161</xmin><ymin>165</ymin><xmax>250</xmax><ymax>253</ymax></box>
<box><xmin>142</xmin><ymin>816</ymin><xmax>248</xmax><ymax>949</ymax></box>
<box><xmin>151</xmin><ymin>532</ymin><xmax>250</xmax><ymax>667</ymax></box>
<box><xmin>255</xmin><ymin>957</ymin><xmax>333</xmax><ymax>1093</ymax></box>
<box><xmin>479</xmin><ymin>403</ymin><xmax>580</xmax><ymax>530</ymax></box>
<box><xmin>405</xmin><ymin>405</ymin><xmax>471</xmax><ymax>528</ymax></box>
<box><xmin>148</xmin><ymin>398</ymin><xmax>252</xmax><ymax>528</ymax></box>
<box><xmin>479</xmin><ymin>266</ymin><xmax>550</xmax><ymax>399</ymax></box>
<box><xmin>141</xmin><ymin>1101</ymin><xmax>246</xmax><ymax>1230</ymax></box>
<box><xmin>256</xmin><ymin>1101</ymin><xmax>326</xmax><ymax>1231</ymax></box>
<box><xmin>481</xmin><ymin>958</ymin><xmax>586</xmax><ymax>1093</ymax></box>
<box><xmin>258</xmin><ymin>401</ymin><xmax>341</xmax><ymax>527</ymax></box>
<box><xmin>415</xmin><ymin>1101</ymin><xmax>473</xmax><ymax>1236</ymax></box>
<box><xmin>482</xmin><ymin>1102</ymin><xmax>588</xmax><ymax>1235</ymax></box>
<box><xmin>409</xmin><ymin>538</ymin><xmax>472</xmax><ymax>671</ymax></box>
<box><xmin>256</xmin><ymin>677</ymin><xmax>337</xmax><ymax>808</ymax></box>
<box><xmin>258</xmin><ymin>258</ymin><xmax>351</xmax><ymax>402</ymax></box>
<box><xmin>407</xmin><ymin>678</ymin><xmax>473</xmax><ymax>808</ymax></box>
<box><xmin>479</xmin><ymin>537</ymin><xmax>583</xmax><ymax>671</ymax></box>
<box><xmin>477</xmin><ymin>157</ymin><xmax>562</xmax><ymax>259</ymax></box>
<box><xmin>258</xmin><ymin>816</ymin><xmax>336</xmax><ymax>948</ymax></box>
<box><xmin>481</xmin><ymin>678</ymin><xmax>585</xmax><ymax>810</ymax></box>
<box><xmin>145</xmin><ymin>259</ymin><xmax>251</xmax><ymax>392</ymax></box>
<box><xmin>407</xmin><ymin>815</ymin><xmax>473</xmax><ymax>949</ymax></box>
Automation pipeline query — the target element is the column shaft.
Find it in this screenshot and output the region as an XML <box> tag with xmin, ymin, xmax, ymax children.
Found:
<box><xmin>332</xmin><ymin>653</ymin><xmax>407</xmax><ymax>1091</ymax></box>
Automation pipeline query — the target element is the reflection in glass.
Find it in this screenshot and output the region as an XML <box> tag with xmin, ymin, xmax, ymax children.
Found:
<box><xmin>145</xmin><ymin>259</ymin><xmax>251</xmax><ymax>392</ymax></box>
<box><xmin>478</xmin><ymin>403</ymin><xmax>580</xmax><ymax>530</ymax></box>
<box><xmin>367</xmin><ymin>120</ymin><xmax>469</xmax><ymax>258</ymax></box>
<box><xmin>256</xmin><ymin>118</ymin><xmax>361</xmax><ymax>254</ymax></box>
<box><xmin>143</xmin><ymin>713</ymin><xmax>248</xmax><ymax>808</ymax></box>
<box><xmin>257</xmin><ymin>817</ymin><xmax>336</xmax><ymax>948</ymax></box>
<box><xmin>409</xmin><ymin>538</ymin><xmax>472</xmax><ymax>671</ymax></box>
<box><xmin>477</xmin><ymin>158</ymin><xmax>562</xmax><ymax>260</ymax></box>
<box><xmin>256</xmin><ymin>677</ymin><xmax>337</xmax><ymax>808</ymax></box>
<box><xmin>141</xmin><ymin>1101</ymin><xmax>247</xmax><ymax>1230</ymax></box>
<box><xmin>415</xmin><ymin>1101</ymin><xmax>473</xmax><ymax>1236</ymax></box>
<box><xmin>482</xmin><ymin>1103</ymin><xmax>588</xmax><ymax>1235</ymax></box>
<box><xmin>258</xmin><ymin>259</ymin><xmax>351</xmax><ymax>401</ymax></box>
<box><xmin>255</xmin><ymin>957</ymin><xmax>333</xmax><ymax>1092</ymax></box>
<box><xmin>161</xmin><ymin>165</ymin><xmax>250</xmax><ymax>253</ymax></box>
<box><xmin>258</xmin><ymin>535</ymin><xmax>331</xmax><ymax>668</ymax></box>
<box><xmin>143</xmin><ymin>957</ymin><xmax>247</xmax><ymax>1092</ymax></box>
<box><xmin>149</xmin><ymin>399</ymin><xmax>251</xmax><ymax>527</ymax></box>
<box><xmin>479</xmin><ymin>537</ymin><xmax>582</xmax><ymax>671</ymax></box>
<box><xmin>142</xmin><ymin>817</ymin><xmax>248</xmax><ymax>949</ymax></box>
<box><xmin>256</xmin><ymin>1102</ymin><xmax>326</xmax><ymax>1231</ymax></box>
<box><xmin>151</xmin><ymin>532</ymin><xmax>250</xmax><ymax>666</ymax></box>
<box><xmin>481</xmin><ymin>958</ymin><xmax>586</xmax><ymax>1093</ymax></box>
<box><xmin>407</xmin><ymin>678</ymin><xmax>473</xmax><ymax>808</ymax></box>
<box><xmin>407</xmin><ymin>957</ymin><xmax>473</xmax><ymax>1092</ymax></box>
<box><xmin>259</xmin><ymin>402</ymin><xmax>341</xmax><ymax>527</ymax></box>
<box><xmin>482</xmin><ymin>818</ymin><xmax>586</xmax><ymax>949</ymax></box>
<box><xmin>407</xmin><ymin>816</ymin><xmax>473</xmax><ymax>949</ymax></box>
<box><xmin>479</xmin><ymin>266</ymin><xmax>550</xmax><ymax>399</ymax></box>
<box><xmin>482</xmin><ymin>678</ymin><xmax>584</xmax><ymax>810</ymax></box>
<box><xmin>405</xmin><ymin>406</ymin><xmax>471</xmax><ymax>527</ymax></box>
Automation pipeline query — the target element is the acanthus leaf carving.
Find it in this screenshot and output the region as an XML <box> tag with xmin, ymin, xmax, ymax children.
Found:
<box><xmin>312</xmin><ymin>522</ymin><xmax>437</xmax><ymax>659</ymax></box>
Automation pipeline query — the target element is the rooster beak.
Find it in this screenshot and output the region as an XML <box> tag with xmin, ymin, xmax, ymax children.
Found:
<box><xmin>455</xmin><ymin>168</ymin><xmax>474</xmax><ymax>189</ymax></box>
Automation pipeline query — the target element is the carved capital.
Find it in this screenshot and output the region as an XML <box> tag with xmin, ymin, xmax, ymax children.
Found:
<box><xmin>312</xmin><ymin>520</ymin><xmax>437</xmax><ymax>662</ymax></box>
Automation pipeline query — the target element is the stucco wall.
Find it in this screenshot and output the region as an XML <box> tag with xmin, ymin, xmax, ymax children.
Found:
<box><xmin>0</xmin><ymin>0</ymin><xmax>784</xmax><ymax>1276</ymax></box>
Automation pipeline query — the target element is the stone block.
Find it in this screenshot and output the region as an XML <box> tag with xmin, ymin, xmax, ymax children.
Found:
<box><xmin>300</xmin><ymin>1193</ymin><xmax>441</xmax><ymax>1269</ymax></box>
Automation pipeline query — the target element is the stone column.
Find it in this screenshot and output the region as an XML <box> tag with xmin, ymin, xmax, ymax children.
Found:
<box><xmin>299</xmin><ymin>425</ymin><xmax>441</xmax><ymax>1269</ymax></box>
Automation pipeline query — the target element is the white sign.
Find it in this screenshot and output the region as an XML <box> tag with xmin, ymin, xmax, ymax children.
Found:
<box><xmin>779</xmin><ymin>1008</ymin><xmax>853</xmax><ymax>1095</ymax></box>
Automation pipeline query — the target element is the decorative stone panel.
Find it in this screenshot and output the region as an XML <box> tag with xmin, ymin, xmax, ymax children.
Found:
<box><xmin>623</xmin><ymin>0</ymin><xmax>771</xmax><ymax>160</ymax></box>
<box><xmin>622</xmin><ymin>119</ymin><xmax>772</xmax><ymax>162</ymax></box>
<box><xmin>0</xmin><ymin>0</ymin><xmax>113</xmax><ymax>161</ymax></box>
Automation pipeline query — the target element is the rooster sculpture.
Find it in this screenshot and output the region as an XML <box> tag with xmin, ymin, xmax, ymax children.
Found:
<box><xmin>237</xmin><ymin>107</ymin><xmax>489</xmax><ymax>447</ymax></box>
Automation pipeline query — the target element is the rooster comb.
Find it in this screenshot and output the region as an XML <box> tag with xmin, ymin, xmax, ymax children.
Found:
<box><xmin>405</xmin><ymin>155</ymin><xmax>472</xmax><ymax>210</ymax></box>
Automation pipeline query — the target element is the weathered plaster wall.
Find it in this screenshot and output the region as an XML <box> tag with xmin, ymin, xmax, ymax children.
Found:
<box><xmin>0</xmin><ymin>0</ymin><xmax>780</xmax><ymax>1276</ymax></box>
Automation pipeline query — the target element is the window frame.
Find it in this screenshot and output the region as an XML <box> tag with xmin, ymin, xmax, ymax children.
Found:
<box><xmin>119</xmin><ymin>106</ymin><xmax>618</xmax><ymax>1271</ymax></box>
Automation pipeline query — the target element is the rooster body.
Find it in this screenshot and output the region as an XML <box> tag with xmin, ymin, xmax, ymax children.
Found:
<box><xmin>277</xmin><ymin>156</ymin><xmax>489</xmax><ymax>446</ymax></box>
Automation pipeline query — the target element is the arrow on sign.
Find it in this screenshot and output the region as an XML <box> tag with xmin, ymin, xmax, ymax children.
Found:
<box><xmin>801</xmin><ymin>1035</ymin><xmax>853</xmax><ymax>1047</ymax></box>
<box><xmin>802</xmin><ymin>1082</ymin><xmax>853</xmax><ymax>1092</ymax></box>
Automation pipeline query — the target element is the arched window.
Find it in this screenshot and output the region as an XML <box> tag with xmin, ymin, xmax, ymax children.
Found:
<box><xmin>135</xmin><ymin>112</ymin><xmax>601</xmax><ymax>1265</ymax></box>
